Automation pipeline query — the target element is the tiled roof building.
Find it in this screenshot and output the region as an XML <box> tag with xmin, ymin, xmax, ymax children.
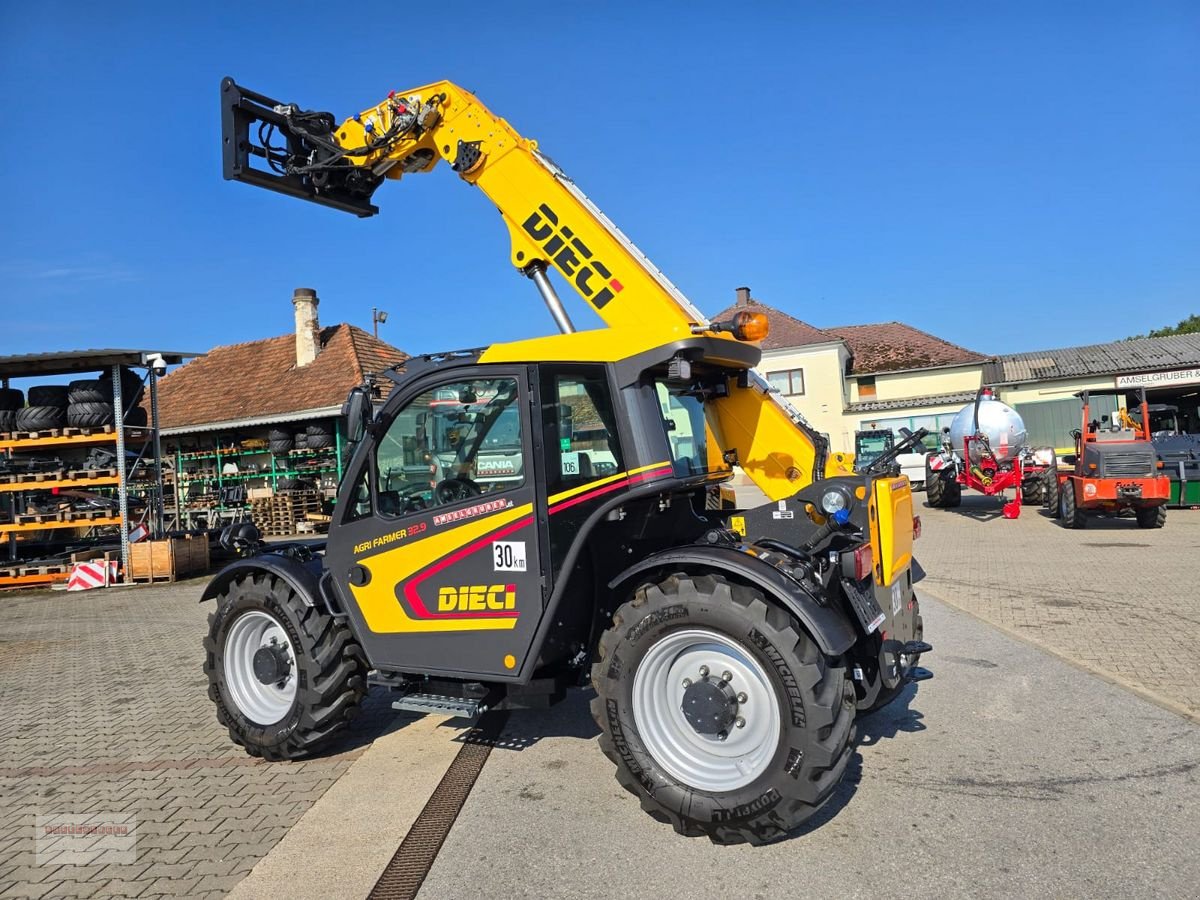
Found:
<box><xmin>154</xmin><ymin>289</ymin><xmax>407</xmax><ymax>434</ymax></box>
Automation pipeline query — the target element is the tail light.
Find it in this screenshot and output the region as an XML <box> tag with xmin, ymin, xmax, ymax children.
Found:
<box><xmin>840</xmin><ymin>543</ymin><xmax>874</xmax><ymax>581</ymax></box>
<box><xmin>912</xmin><ymin>515</ymin><xmax>922</xmax><ymax>539</ymax></box>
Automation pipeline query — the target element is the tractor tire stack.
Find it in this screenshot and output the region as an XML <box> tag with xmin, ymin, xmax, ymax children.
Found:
<box><xmin>66</xmin><ymin>379</ymin><xmax>115</xmax><ymax>428</ymax></box>
<box><xmin>293</xmin><ymin>431</ymin><xmax>309</xmax><ymax>451</ymax></box>
<box><xmin>100</xmin><ymin>367</ymin><xmax>148</xmax><ymax>426</ymax></box>
<box><xmin>0</xmin><ymin>387</ymin><xmax>24</xmax><ymax>434</ymax></box>
<box><xmin>305</xmin><ymin>421</ymin><xmax>335</xmax><ymax>449</ymax></box>
<box><xmin>268</xmin><ymin>428</ymin><xmax>294</xmax><ymax>455</ymax></box>
<box><xmin>17</xmin><ymin>385</ymin><xmax>68</xmax><ymax>432</ymax></box>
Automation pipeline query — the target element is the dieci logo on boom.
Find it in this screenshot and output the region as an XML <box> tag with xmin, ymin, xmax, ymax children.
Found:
<box><xmin>521</xmin><ymin>204</ymin><xmax>624</xmax><ymax>309</ymax></box>
<box><xmin>437</xmin><ymin>584</ymin><xmax>517</xmax><ymax>613</ymax></box>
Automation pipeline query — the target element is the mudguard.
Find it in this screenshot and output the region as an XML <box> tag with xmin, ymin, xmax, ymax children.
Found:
<box><xmin>608</xmin><ymin>545</ymin><xmax>857</xmax><ymax>657</ymax></box>
<box><xmin>199</xmin><ymin>553</ymin><xmax>324</xmax><ymax>607</ymax></box>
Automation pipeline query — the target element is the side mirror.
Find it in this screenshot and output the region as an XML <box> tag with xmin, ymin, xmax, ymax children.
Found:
<box><xmin>343</xmin><ymin>386</ymin><xmax>374</xmax><ymax>443</ymax></box>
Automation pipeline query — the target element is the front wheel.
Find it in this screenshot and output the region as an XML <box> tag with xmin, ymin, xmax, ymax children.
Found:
<box><xmin>591</xmin><ymin>573</ymin><xmax>855</xmax><ymax>845</ymax></box>
<box><xmin>1059</xmin><ymin>480</ymin><xmax>1087</xmax><ymax>529</ymax></box>
<box><xmin>204</xmin><ymin>572</ymin><xmax>368</xmax><ymax>760</ymax></box>
<box><xmin>1136</xmin><ymin>505</ymin><xmax>1166</xmax><ymax>529</ymax></box>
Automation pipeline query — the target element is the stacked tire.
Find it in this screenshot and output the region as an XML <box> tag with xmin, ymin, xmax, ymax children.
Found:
<box><xmin>268</xmin><ymin>428</ymin><xmax>293</xmax><ymax>455</ymax></box>
<box><xmin>305</xmin><ymin>421</ymin><xmax>335</xmax><ymax>449</ymax></box>
<box><xmin>66</xmin><ymin>379</ymin><xmax>115</xmax><ymax>428</ymax></box>
<box><xmin>0</xmin><ymin>387</ymin><xmax>25</xmax><ymax>434</ymax></box>
<box><xmin>100</xmin><ymin>367</ymin><xmax>148</xmax><ymax>426</ymax></box>
<box><xmin>17</xmin><ymin>385</ymin><xmax>68</xmax><ymax>432</ymax></box>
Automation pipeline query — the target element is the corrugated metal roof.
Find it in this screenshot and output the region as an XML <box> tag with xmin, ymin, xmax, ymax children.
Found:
<box><xmin>0</xmin><ymin>349</ymin><xmax>201</xmax><ymax>377</ymax></box>
<box><xmin>846</xmin><ymin>390</ymin><xmax>977</xmax><ymax>413</ymax></box>
<box><xmin>985</xmin><ymin>334</ymin><xmax>1200</xmax><ymax>385</ymax></box>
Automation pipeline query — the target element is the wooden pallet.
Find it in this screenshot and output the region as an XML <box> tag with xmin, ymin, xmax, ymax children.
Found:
<box><xmin>15</xmin><ymin>510</ymin><xmax>65</xmax><ymax>525</ymax></box>
<box><xmin>64</xmin><ymin>467</ymin><xmax>119</xmax><ymax>480</ymax></box>
<box><xmin>0</xmin><ymin>470</ymin><xmax>65</xmax><ymax>484</ymax></box>
<box><xmin>7</xmin><ymin>425</ymin><xmax>119</xmax><ymax>440</ymax></box>
<box><xmin>0</xmin><ymin>562</ymin><xmax>70</xmax><ymax>578</ymax></box>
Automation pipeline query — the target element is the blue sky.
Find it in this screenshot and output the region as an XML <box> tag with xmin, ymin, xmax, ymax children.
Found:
<box><xmin>1</xmin><ymin>2</ymin><xmax>1196</xmax><ymax>365</ymax></box>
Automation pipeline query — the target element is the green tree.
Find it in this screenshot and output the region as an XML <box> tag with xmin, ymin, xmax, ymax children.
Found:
<box><xmin>1127</xmin><ymin>314</ymin><xmax>1200</xmax><ymax>340</ymax></box>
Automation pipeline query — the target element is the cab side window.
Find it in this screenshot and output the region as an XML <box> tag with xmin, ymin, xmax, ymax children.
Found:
<box><xmin>542</xmin><ymin>367</ymin><xmax>624</xmax><ymax>495</ymax></box>
<box><xmin>374</xmin><ymin>377</ymin><xmax>525</xmax><ymax>517</ymax></box>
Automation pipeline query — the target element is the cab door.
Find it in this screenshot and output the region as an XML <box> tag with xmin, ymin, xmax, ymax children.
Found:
<box><xmin>325</xmin><ymin>366</ymin><xmax>549</xmax><ymax>680</ymax></box>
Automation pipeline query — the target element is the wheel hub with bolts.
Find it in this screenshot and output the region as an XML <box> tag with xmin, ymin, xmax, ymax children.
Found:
<box><xmin>680</xmin><ymin>666</ymin><xmax>751</xmax><ymax>737</ymax></box>
<box><xmin>223</xmin><ymin>610</ymin><xmax>299</xmax><ymax>725</ymax></box>
<box><xmin>252</xmin><ymin>640</ymin><xmax>292</xmax><ymax>686</ymax></box>
<box><xmin>632</xmin><ymin>628</ymin><xmax>782</xmax><ymax>792</ymax></box>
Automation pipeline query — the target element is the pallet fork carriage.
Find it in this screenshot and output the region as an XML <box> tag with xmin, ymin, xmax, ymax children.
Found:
<box><xmin>203</xmin><ymin>77</ymin><xmax>931</xmax><ymax>844</ymax></box>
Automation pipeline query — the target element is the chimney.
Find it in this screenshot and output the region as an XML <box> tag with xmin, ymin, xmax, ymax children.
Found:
<box><xmin>292</xmin><ymin>288</ymin><xmax>321</xmax><ymax>367</ymax></box>
<box><xmin>735</xmin><ymin>286</ymin><xmax>752</xmax><ymax>306</ymax></box>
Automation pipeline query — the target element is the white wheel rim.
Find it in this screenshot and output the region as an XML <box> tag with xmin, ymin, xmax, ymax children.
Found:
<box><xmin>632</xmin><ymin>628</ymin><xmax>782</xmax><ymax>792</ymax></box>
<box><xmin>223</xmin><ymin>610</ymin><xmax>298</xmax><ymax>725</ymax></box>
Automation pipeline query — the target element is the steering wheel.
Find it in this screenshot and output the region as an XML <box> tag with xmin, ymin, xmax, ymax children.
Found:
<box><xmin>435</xmin><ymin>476</ymin><xmax>483</xmax><ymax>504</ymax></box>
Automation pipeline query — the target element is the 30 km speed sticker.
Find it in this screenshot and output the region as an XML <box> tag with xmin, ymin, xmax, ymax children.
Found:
<box><xmin>492</xmin><ymin>541</ymin><xmax>527</xmax><ymax>572</ymax></box>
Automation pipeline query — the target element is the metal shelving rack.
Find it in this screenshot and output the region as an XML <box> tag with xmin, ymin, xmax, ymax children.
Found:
<box><xmin>0</xmin><ymin>350</ymin><xmax>200</xmax><ymax>587</ymax></box>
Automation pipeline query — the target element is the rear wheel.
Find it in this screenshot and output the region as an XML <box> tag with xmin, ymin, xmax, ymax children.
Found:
<box><xmin>1059</xmin><ymin>480</ymin><xmax>1087</xmax><ymax>529</ymax></box>
<box><xmin>591</xmin><ymin>572</ymin><xmax>855</xmax><ymax>845</ymax></box>
<box><xmin>926</xmin><ymin>458</ymin><xmax>947</xmax><ymax>507</ymax></box>
<box><xmin>1042</xmin><ymin>471</ymin><xmax>1060</xmax><ymax>511</ymax></box>
<box><xmin>1022</xmin><ymin>478</ymin><xmax>1043</xmax><ymax>505</ymax></box>
<box><xmin>204</xmin><ymin>572</ymin><xmax>368</xmax><ymax>760</ymax></box>
<box><xmin>1135</xmin><ymin>505</ymin><xmax>1166</xmax><ymax>529</ymax></box>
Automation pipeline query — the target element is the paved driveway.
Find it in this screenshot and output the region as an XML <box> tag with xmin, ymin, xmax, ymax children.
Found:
<box><xmin>911</xmin><ymin>495</ymin><xmax>1200</xmax><ymax>719</ymax></box>
<box><xmin>0</xmin><ymin>581</ymin><xmax>397</xmax><ymax>899</ymax></box>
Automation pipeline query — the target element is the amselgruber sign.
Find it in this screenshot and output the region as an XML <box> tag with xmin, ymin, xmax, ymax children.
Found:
<box><xmin>1115</xmin><ymin>368</ymin><xmax>1200</xmax><ymax>389</ymax></box>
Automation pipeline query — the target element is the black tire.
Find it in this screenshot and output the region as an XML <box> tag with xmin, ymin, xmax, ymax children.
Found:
<box><xmin>1135</xmin><ymin>505</ymin><xmax>1166</xmax><ymax>529</ymax></box>
<box><xmin>122</xmin><ymin>405</ymin><xmax>148</xmax><ymax>427</ymax></box>
<box><xmin>67</xmin><ymin>401</ymin><xmax>115</xmax><ymax>428</ymax></box>
<box><xmin>67</xmin><ymin>379</ymin><xmax>106</xmax><ymax>404</ymax></box>
<box><xmin>306</xmin><ymin>422</ymin><xmax>333</xmax><ymax>438</ymax></box>
<box><xmin>269</xmin><ymin>439</ymin><xmax>294</xmax><ymax>455</ymax></box>
<box><xmin>204</xmin><ymin>571</ymin><xmax>368</xmax><ymax>761</ymax></box>
<box><xmin>0</xmin><ymin>387</ymin><xmax>22</xmax><ymax>411</ymax></box>
<box><xmin>268</xmin><ymin>428</ymin><xmax>292</xmax><ymax>443</ymax></box>
<box><xmin>100</xmin><ymin>366</ymin><xmax>144</xmax><ymax>398</ymax></box>
<box><xmin>1058</xmin><ymin>480</ymin><xmax>1087</xmax><ymax>529</ymax></box>
<box><xmin>943</xmin><ymin>479</ymin><xmax>962</xmax><ymax>507</ymax></box>
<box><xmin>925</xmin><ymin>457</ymin><xmax>948</xmax><ymax>507</ymax></box>
<box><xmin>1042</xmin><ymin>471</ymin><xmax>1060</xmax><ymax>511</ymax></box>
<box><xmin>1022</xmin><ymin>478</ymin><xmax>1043</xmax><ymax>505</ymax></box>
<box><xmin>0</xmin><ymin>409</ymin><xmax>16</xmax><ymax>433</ymax></box>
<box><xmin>15</xmin><ymin>405</ymin><xmax>66</xmax><ymax>431</ymax></box>
<box><xmin>591</xmin><ymin>572</ymin><xmax>855</xmax><ymax>845</ymax></box>
<box><xmin>305</xmin><ymin>432</ymin><xmax>334</xmax><ymax>449</ymax></box>
<box><xmin>294</xmin><ymin>433</ymin><xmax>308</xmax><ymax>450</ymax></box>
<box><xmin>28</xmin><ymin>385</ymin><xmax>69</xmax><ymax>408</ymax></box>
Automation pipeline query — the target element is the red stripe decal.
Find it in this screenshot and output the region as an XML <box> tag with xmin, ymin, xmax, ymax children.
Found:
<box><xmin>548</xmin><ymin>464</ymin><xmax>673</xmax><ymax>516</ymax></box>
<box><xmin>403</xmin><ymin>516</ymin><xmax>533</xmax><ymax>618</ymax></box>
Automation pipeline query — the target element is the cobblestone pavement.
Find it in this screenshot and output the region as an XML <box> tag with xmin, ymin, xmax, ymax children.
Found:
<box><xmin>0</xmin><ymin>579</ymin><xmax>397</xmax><ymax>900</ymax></box>
<box><xmin>914</xmin><ymin>494</ymin><xmax>1200</xmax><ymax>718</ymax></box>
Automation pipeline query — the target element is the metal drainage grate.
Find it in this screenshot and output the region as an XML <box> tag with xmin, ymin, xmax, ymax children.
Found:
<box><xmin>367</xmin><ymin>711</ymin><xmax>509</xmax><ymax>900</ymax></box>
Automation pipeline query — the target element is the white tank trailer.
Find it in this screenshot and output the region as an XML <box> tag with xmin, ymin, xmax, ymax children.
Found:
<box><xmin>948</xmin><ymin>395</ymin><xmax>1028</xmax><ymax>463</ymax></box>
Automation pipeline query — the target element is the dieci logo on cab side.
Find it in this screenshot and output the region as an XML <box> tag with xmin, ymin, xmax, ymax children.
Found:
<box><xmin>437</xmin><ymin>584</ymin><xmax>517</xmax><ymax>613</ymax></box>
<box><xmin>521</xmin><ymin>203</ymin><xmax>624</xmax><ymax>309</ymax></box>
